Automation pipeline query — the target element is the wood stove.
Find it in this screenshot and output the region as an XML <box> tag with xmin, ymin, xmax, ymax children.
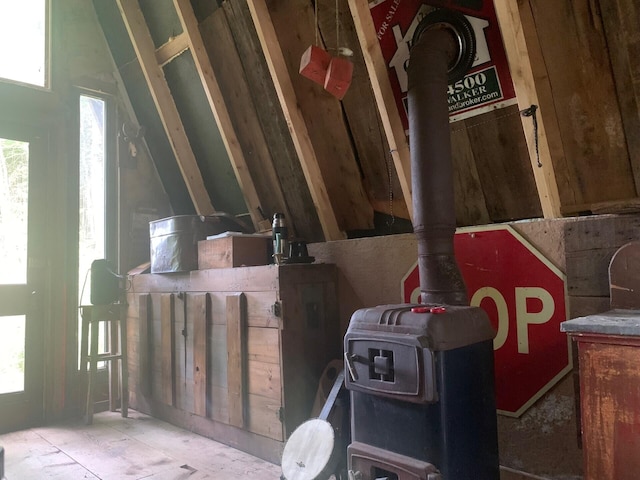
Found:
<box><xmin>344</xmin><ymin>9</ymin><xmax>500</xmax><ymax>480</ymax></box>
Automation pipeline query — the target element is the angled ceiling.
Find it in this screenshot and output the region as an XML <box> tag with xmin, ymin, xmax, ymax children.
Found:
<box><xmin>92</xmin><ymin>0</ymin><xmax>640</xmax><ymax>241</ymax></box>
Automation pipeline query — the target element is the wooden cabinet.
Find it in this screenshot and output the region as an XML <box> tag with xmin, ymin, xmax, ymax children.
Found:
<box><xmin>126</xmin><ymin>263</ymin><xmax>340</xmax><ymax>463</ymax></box>
<box><xmin>563</xmin><ymin>321</ymin><xmax>640</xmax><ymax>480</ymax></box>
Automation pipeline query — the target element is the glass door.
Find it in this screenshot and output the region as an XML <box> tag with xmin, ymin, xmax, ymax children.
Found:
<box><xmin>0</xmin><ymin>124</ymin><xmax>45</xmax><ymax>432</ymax></box>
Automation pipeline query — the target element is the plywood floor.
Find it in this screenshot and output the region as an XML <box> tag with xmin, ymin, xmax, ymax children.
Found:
<box><xmin>0</xmin><ymin>410</ymin><xmax>282</xmax><ymax>479</ymax></box>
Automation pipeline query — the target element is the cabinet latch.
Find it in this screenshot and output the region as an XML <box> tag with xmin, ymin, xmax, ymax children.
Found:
<box><xmin>271</xmin><ymin>301</ymin><xmax>282</xmax><ymax>318</ymax></box>
<box><xmin>277</xmin><ymin>407</ymin><xmax>284</xmax><ymax>423</ymax></box>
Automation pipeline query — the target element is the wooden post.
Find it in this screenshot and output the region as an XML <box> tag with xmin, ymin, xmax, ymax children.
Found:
<box><xmin>348</xmin><ymin>0</ymin><xmax>413</xmax><ymax>222</ymax></box>
<box><xmin>161</xmin><ymin>294</ymin><xmax>176</xmax><ymax>407</ymax></box>
<box><xmin>226</xmin><ymin>293</ymin><xmax>247</xmax><ymax>429</ymax></box>
<box><xmin>192</xmin><ymin>293</ymin><xmax>210</xmax><ymax>418</ymax></box>
<box><xmin>138</xmin><ymin>294</ymin><xmax>151</xmax><ymax>397</ymax></box>
<box><xmin>494</xmin><ymin>0</ymin><xmax>563</xmax><ymax>218</ymax></box>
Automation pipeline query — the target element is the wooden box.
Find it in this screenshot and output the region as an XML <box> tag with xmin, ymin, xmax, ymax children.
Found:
<box><xmin>197</xmin><ymin>234</ymin><xmax>270</xmax><ymax>269</ymax></box>
<box><xmin>126</xmin><ymin>263</ymin><xmax>340</xmax><ymax>463</ymax></box>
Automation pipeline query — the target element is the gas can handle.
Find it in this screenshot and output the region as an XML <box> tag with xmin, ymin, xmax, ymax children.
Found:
<box><xmin>344</xmin><ymin>352</ymin><xmax>359</xmax><ymax>381</ymax></box>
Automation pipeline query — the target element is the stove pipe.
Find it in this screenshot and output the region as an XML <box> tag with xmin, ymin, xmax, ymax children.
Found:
<box><xmin>407</xmin><ymin>12</ymin><xmax>476</xmax><ymax>307</ymax></box>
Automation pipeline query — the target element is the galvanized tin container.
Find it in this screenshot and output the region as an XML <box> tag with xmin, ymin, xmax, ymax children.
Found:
<box><xmin>149</xmin><ymin>215</ymin><xmax>239</xmax><ymax>273</ymax></box>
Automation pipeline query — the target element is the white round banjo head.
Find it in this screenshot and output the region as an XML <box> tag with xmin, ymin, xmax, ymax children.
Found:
<box><xmin>281</xmin><ymin>419</ymin><xmax>336</xmax><ymax>480</ymax></box>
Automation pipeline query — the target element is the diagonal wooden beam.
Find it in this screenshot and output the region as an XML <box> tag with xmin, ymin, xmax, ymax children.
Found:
<box><xmin>173</xmin><ymin>0</ymin><xmax>264</xmax><ymax>231</ymax></box>
<box><xmin>246</xmin><ymin>0</ymin><xmax>344</xmax><ymax>241</ymax></box>
<box><xmin>348</xmin><ymin>0</ymin><xmax>413</xmax><ymax>222</ymax></box>
<box><xmin>494</xmin><ymin>0</ymin><xmax>562</xmax><ymax>218</ymax></box>
<box><xmin>116</xmin><ymin>0</ymin><xmax>214</xmax><ymax>215</ymax></box>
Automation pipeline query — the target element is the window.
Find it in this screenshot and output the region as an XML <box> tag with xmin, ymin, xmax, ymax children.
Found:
<box><xmin>0</xmin><ymin>138</ymin><xmax>29</xmax><ymax>285</ymax></box>
<box><xmin>78</xmin><ymin>94</ymin><xmax>107</xmax><ymax>306</ymax></box>
<box><xmin>0</xmin><ymin>137</ymin><xmax>30</xmax><ymax>394</ymax></box>
<box><xmin>0</xmin><ymin>0</ymin><xmax>49</xmax><ymax>88</ymax></box>
<box><xmin>78</xmin><ymin>93</ymin><xmax>115</xmax><ymax>368</ymax></box>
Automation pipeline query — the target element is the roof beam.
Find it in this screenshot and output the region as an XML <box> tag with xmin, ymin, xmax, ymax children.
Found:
<box><xmin>494</xmin><ymin>0</ymin><xmax>563</xmax><ymax>218</ymax></box>
<box><xmin>246</xmin><ymin>0</ymin><xmax>344</xmax><ymax>240</ymax></box>
<box><xmin>173</xmin><ymin>0</ymin><xmax>264</xmax><ymax>230</ymax></box>
<box><xmin>347</xmin><ymin>0</ymin><xmax>413</xmax><ymax>222</ymax></box>
<box><xmin>116</xmin><ymin>0</ymin><xmax>214</xmax><ymax>215</ymax></box>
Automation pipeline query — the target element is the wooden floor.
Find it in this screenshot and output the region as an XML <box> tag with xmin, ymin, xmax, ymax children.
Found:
<box><xmin>0</xmin><ymin>410</ymin><xmax>282</xmax><ymax>479</ymax></box>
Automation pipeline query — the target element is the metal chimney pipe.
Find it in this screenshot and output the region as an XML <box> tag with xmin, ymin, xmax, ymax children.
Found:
<box><xmin>408</xmin><ymin>12</ymin><xmax>475</xmax><ymax>307</ymax></box>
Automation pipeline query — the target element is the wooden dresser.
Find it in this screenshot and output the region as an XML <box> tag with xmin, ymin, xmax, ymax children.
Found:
<box><xmin>126</xmin><ymin>263</ymin><xmax>340</xmax><ymax>463</ymax></box>
<box><xmin>561</xmin><ymin>241</ymin><xmax>640</xmax><ymax>479</ymax></box>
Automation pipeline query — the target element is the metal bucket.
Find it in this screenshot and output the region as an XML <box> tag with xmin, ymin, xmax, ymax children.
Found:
<box><xmin>149</xmin><ymin>214</ymin><xmax>247</xmax><ymax>273</ymax></box>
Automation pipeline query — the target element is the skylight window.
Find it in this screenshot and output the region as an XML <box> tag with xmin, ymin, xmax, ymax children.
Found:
<box><xmin>0</xmin><ymin>0</ymin><xmax>48</xmax><ymax>88</ymax></box>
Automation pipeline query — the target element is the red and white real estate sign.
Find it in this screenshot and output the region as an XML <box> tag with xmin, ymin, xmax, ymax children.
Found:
<box><xmin>369</xmin><ymin>0</ymin><xmax>517</xmax><ymax>127</ymax></box>
<box><xmin>401</xmin><ymin>225</ymin><xmax>572</xmax><ymax>417</ymax></box>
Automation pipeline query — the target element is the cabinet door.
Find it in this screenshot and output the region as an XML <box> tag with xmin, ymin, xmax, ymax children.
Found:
<box><xmin>214</xmin><ymin>290</ymin><xmax>284</xmax><ymax>440</ymax></box>
<box><xmin>129</xmin><ymin>289</ymin><xmax>286</xmax><ymax>441</ymax></box>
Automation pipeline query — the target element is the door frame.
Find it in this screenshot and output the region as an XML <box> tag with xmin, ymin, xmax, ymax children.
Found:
<box><xmin>0</xmin><ymin>121</ymin><xmax>47</xmax><ymax>432</ymax></box>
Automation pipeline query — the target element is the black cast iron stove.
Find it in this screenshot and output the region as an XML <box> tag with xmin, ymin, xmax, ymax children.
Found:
<box><xmin>344</xmin><ymin>9</ymin><xmax>500</xmax><ymax>480</ymax></box>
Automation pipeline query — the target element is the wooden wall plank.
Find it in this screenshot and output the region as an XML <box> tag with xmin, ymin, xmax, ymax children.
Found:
<box><xmin>174</xmin><ymin>293</ymin><xmax>192</xmax><ymax>413</ymax></box>
<box><xmin>264</xmin><ymin>0</ymin><xmax>374</xmax><ymax>233</ymax></box>
<box><xmin>247</xmin><ymin>360</ymin><xmax>282</xmax><ymax>402</ymax></box>
<box><xmin>150</xmin><ymin>295</ymin><xmax>163</xmax><ymax>401</ymax></box>
<box><xmin>564</xmin><ymin>214</ymin><xmax>640</xmax><ymax>297</ymax></box>
<box><xmin>209</xmin><ymin>385</ymin><xmax>229</xmax><ymax>423</ymax></box>
<box><xmin>209</xmin><ymin>324</ymin><xmax>227</xmax><ymax>388</ymax></box>
<box><xmin>599</xmin><ymin>0</ymin><xmax>640</xmax><ymax>194</ymax></box>
<box><xmin>222</xmin><ymin>0</ymin><xmax>324</xmax><ymax>242</ymax></box>
<box><xmin>137</xmin><ymin>294</ymin><xmax>152</xmax><ymax>397</ymax></box>
<box><xmin>246</xmin><ymin>394</ymin><xmax>283</xmax><ymax>441</ymax></box>
<box><xmin>493</xmin><ymin>0</ymin><xmax>563</xmax><ymax>218</ymax></box>
<box><xmin>191</xmin><ymin>293</ymin><xmax>209</xmax><ymax>418</ymax></box>
<box><xmin>247</xmin><ymin>0</ymin><xmax>349</xmax><ymax>239</ymax></box>
<box><xmin>247</xmin><ymin>327</ymin><xmax>280</xmax><ymax>365</ymax></box>
<box><xmin>463</xmin><ymin>105</ymin><xmax>543</xmax><ymax>221</ymax></box>
<box><xmin>528</xmin><ymin>0</ymin><xmax>635</xmax><ymax>207</ymax></box>
<box><xmin>226</xmin><ymin>293</ymin><xmax>247</xmax><ymax>428</ymax></box>
<box><xmin>199</xmin><ymin>8</ymin><xmax>291</xmax><ymax>231</ymax></box>
<box><xmin>160</xmin><ymin>293</ymin><xmax>176</xmax><ymax>406</ymax></box>
<box><xmin>207</xmin><ymin>291</ymin><xmax>279</xmax><ymax>328</ymax></box>
<box><xmin>348</xmin><ymin>0</ymin><xmax>413</xmax><ymax>221</ymax></box>
<box><xmin>317</xmin><ymin>0</ymin><xmax>409</xmax><ymax>220</ymax></box>
<box><xmin>116</xmin><ymin>0</ymin><xmax>214</xmax><ymax>215</ymax></box>
<box><xmin>449</xmin><ymin>124</ymin><xmax>492</xmax><ymax>226</ymax></box>
<box><xmin>173</xmin><ymin>0</ymin><xmax>265</xmax><ymax>230</ymax></box>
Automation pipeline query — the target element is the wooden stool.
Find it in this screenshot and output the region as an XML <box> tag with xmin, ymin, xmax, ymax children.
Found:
<box><xmin>79</xmin><ymin>304</ymin><xmax>128</xmax><ymax>424</ymax></box>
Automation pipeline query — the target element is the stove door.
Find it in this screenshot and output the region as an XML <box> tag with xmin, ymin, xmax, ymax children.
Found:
<box><xmin>348</xmin><ymin>442</ymin><xmax>441</xmax><ymax>480</ymax></box>
<box><xmin>344</xmin><ymin>336</ymin><xmax>437</xmax><ymax>403</ymax></box>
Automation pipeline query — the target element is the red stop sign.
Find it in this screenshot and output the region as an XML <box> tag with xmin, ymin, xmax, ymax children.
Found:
<box><xmin>401</xmin><ymin>225</ymin><xmax>571</xmax><ymax>417</ymax></box>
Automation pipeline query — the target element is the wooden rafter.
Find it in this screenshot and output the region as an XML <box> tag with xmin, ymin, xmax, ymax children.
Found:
<box><xmin>348</xmin><ymin>0</ymin><xmax>413</xmax><ymax>222</ymax></box>
<box><xmin>116</xmin><ymin>0</ymin><xmax>214</xmax><ymax>215</ymax></box>
<box><xmin>246</xmin><ymin>0</ymin><xmax>344</xmax><ymax>241</ymax></box>
<box><xmin>494</xmin><ymin>0</ymin><xmax>563</xmax><ymax>218</ymax></box>
<box><xmin>155</xmin><ymin>32</ymin><xmax>189</xmax><ymax>67</ymax></box>
<box><xmin>173</xmin><ymin>0</ymin><xmax>264</xmax><ymax>230</ymax></box>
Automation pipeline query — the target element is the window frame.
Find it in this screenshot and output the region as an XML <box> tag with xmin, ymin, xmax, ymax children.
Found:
<box><xmin>75</xmin><ymin>88</ymin><xmax>118</xmax><ymax>374</ymax></box>
<box><xmin>0</xmin><ymin>0</ymin><xmax>51</xmax><ymax>91</ymax></box>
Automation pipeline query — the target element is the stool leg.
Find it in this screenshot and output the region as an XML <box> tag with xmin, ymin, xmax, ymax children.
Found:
<box><xmin>86</xmin><ymin>313</ymin><xmax>99</xmax><ymax>425</ymax></box>
<box><xmin>120</xmin><ymin>315</ymin><xmax>129</xmax><ymax>418</ymax></box>
<box><xmin>79</xmin><ymin>308</ymin><xmax>90</xmax><ymax>409</ymax></box>
<box><xmin>108</xmin><ymin>317</ymin><xmax>118</xmax><ymax>412</ymax></box>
